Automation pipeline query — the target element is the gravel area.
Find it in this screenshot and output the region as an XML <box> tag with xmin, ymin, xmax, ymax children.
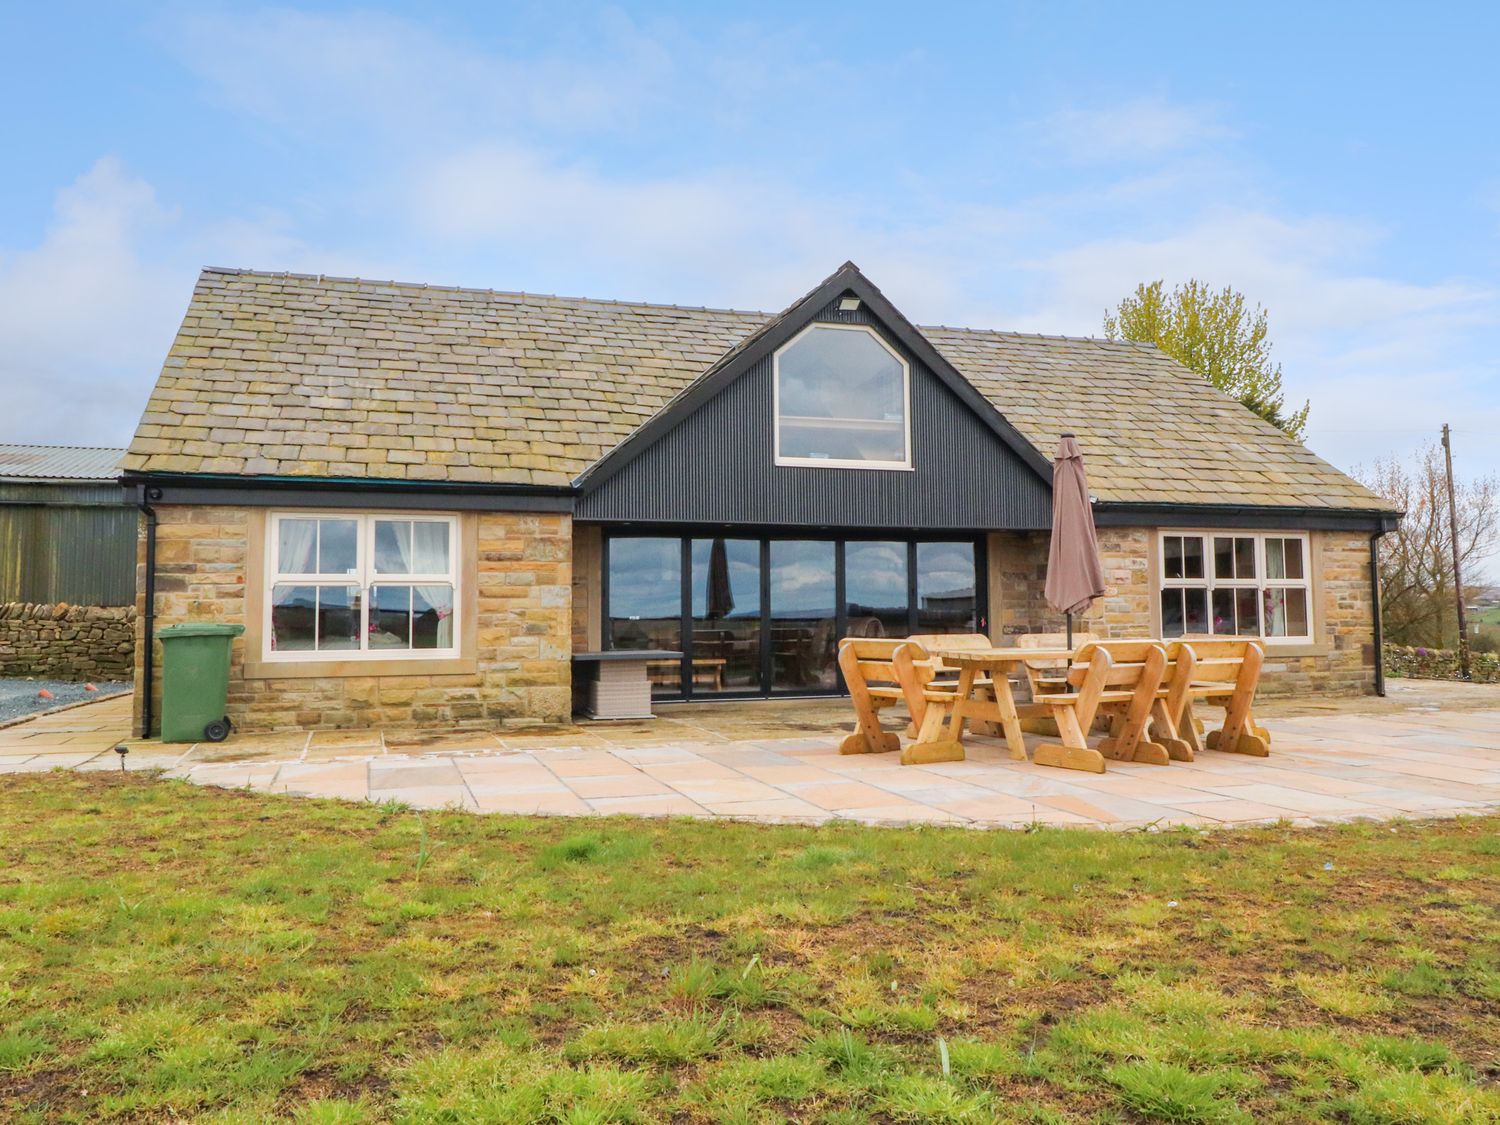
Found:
<box><xmin>0</xmin><ymin>680</ymin><xmax>130</xmax><ymax>724</ymax></box>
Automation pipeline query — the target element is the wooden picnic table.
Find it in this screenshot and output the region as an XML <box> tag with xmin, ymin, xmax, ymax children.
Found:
<box><xmin>907</xmin><ymin>646</ymin><xmax>1075</xmax><ymax>765</ymax></box>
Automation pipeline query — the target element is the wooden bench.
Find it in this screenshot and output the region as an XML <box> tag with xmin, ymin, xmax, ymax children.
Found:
<box><xmin>836</xmin><ymin>638</ymin><xmax>907</xmax><ymax>755</ymax></box>
<box><xmin>1165</xmin><ymin>639</ymin><xmax>1270</xmax><ymax>758</ymax></box>
<box><xmin>1032</xmin><ymin>641</ymin><xmax>1170</xmax><ymax>771</ymax></box>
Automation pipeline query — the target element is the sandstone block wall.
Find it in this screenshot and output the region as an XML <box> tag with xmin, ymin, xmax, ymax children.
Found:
<box><xmin>0</xmin><ymin>603</ymin><xmax>136</xmax><ymax>681</ymax></box>
<box><xmin>133</xmin><ymin>506</ymin><xmax>573</xmax><ymax>736</ymax></box>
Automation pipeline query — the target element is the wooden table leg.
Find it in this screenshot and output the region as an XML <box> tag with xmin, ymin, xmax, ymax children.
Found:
<box><xmin>990</xmin><ymin>673</ymin><xmax>1029</xmax><ymax>761</ymax></box>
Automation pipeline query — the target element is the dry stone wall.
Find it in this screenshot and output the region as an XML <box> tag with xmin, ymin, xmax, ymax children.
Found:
<box><xmin>0</xmin><ymin>603</ymin><xmax>136</xmax><ymax>680</ymax></box>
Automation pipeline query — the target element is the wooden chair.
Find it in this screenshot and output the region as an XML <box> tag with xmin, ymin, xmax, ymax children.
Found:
<box><xmin>898</xmin><ymin>634</ymin><xmax>998</xmax><ymax>737</ymax></box>
<box><xmin>1033</xmin><ymin>641</ymin><xmax>1170</xmax><ymax>771</ymax></box>
<box><xmin>1167</xmin><ymin>639</ymin><xmax>1270</xmax><ymax>757</ymax></box>
<box><xmin>836</xmin><ymin>638</ymin><xmax>906</xmax><ymax>755</ymax></box>
<box><xmin>1016</xmin><ymin>631</ymin><xmax>1101</xmax><ymax>700</ymax></box>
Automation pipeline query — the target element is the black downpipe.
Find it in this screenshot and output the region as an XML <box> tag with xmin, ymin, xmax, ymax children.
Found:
<box><xmin>136</xmin><ymin>486</ymin><xmax>160</xmax><ymax>736</ymax></box>
<box><xmin>1370</xmin><ymin>531</ymin><xmax>1386</xmax><ymax>697</ymax></box>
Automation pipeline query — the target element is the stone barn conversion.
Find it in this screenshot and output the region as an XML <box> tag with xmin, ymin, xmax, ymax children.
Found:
<box><xmin>120</xmin><ymin>263</ymin><xmax>1399</xmax><ymax>736</ymax></box>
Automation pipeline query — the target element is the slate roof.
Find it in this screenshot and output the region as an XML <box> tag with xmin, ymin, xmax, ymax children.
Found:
<box><xmin>0</xmin><ymin>444</ymin><xmax>124</xmax><ymax>482</ymax></box>
<box><xmin>123</xmin><ymin>267</ymin><xmax>1390</xmax><ymax>510</ymax></box>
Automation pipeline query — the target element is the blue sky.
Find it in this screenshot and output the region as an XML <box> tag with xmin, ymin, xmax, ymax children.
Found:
<box><xmin>3</xmin><ymin>2</ymin><xmax>1498</xmax><ymax>504</ymax></box>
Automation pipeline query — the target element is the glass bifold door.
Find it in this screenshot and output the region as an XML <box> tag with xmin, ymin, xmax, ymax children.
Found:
<box><xmin>604</xmin><ymin>535</ymin><xmax>982</xmax><ymax>700</ymax></box>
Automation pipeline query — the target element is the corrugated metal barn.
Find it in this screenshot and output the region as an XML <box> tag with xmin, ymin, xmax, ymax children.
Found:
<box><xmin>0</xmin><ymin>445</ymin><xmax>134</xmax><ymax>606</ymax></box>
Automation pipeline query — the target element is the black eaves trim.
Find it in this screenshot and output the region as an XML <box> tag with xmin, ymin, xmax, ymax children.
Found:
<box><xmin>1093</xmin><ymin>501</ymin><xmax>1402</xmax><ymax>534</ymax></box>
<box><xmin>120</xmin><ymin>472</ymin><xmax>577</xmax><ymax>513</ymax></box>
<box><xmin>572</xmin><ymin>261</ymin><xmax>1057</xmax><ymax>493</ymax></box>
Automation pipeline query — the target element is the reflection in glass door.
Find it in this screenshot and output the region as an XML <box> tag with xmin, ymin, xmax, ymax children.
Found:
<box><xmin>604</xmin><ymin>534</ymin><xmax>982</xmax><ymax>699</ymax></box>
<box><xmin>690</xmin><ymin>538</ymin><xmax>761</xmax><ymax>694</ymax></box>
<box><xmin>916</xmin><ymin>542</ymin><xmax>978</xmax><ymax>632</ymax></box>
<box><xmin>769</xmin><ymin>540</ymin><xmax>837</xmax><ymax>691</ymax></box>
<box><xmin>844</xmin><ymin>540</ymin><xmax>908</xmax><ymax>638</ymax></box>
<box><xmin>605</xmin><ymin>537</ymin><xmax>681</xmax><ymax>699</ymax></box>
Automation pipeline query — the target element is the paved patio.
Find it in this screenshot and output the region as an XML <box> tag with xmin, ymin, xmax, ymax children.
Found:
<box><xmin>4</xmin><ymin>685</ymin><xmax>1500</xmax><ymax>829</ymax></box>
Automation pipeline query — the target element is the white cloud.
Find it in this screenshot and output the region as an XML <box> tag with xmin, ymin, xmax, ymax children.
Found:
<box><xmin>1043</xmin><ymin>96</ymin><xmax>1232</xmax><ymax>163</ymax></box>
<box><xmin>0</xmin><ymin>159</ymin><xmax>189</xmax><ymax>446</ymax></box>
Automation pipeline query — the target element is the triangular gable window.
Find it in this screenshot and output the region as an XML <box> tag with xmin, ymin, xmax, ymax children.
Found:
<box><xmin>772</xmin><ymin>322</ymin><xmax>912</xmax><ymax>470</ymax></box>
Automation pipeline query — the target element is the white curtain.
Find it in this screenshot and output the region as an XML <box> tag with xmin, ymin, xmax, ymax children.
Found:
<box><xmin>374</xmin><ymin>519</ymin><xmax>412</xmax><ymax>574</ymax></box>
<box><xmin>413</xmin><ymin>521</ymin><xmax>450</xmax><ymax>573</ymax></box>
<box><xmin>416</xmin><ymin>584</ymin><xmax>454</xmax><ymax>648</ymax></box>
<box><xmin>278</xmin><ymin>519</ymin><xmax>317</xmax><ymax>574</ymax></box>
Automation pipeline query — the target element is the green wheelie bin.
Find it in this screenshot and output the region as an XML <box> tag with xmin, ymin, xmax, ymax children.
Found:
<box><xmin>158</xmin><ymin>622</ymin><xmax>245</xmax><ymax>743</ymax></box>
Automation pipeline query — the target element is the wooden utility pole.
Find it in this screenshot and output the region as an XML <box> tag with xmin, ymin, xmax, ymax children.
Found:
<box><xmin>1441</xmin><ymin>424</ymin><xmax>1472</xmax><ymax>680</ymax></box>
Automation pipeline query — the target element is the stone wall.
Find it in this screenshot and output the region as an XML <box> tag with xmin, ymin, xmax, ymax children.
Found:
<box><xmin>0</xmin><ymin>603</ymin><xmax>135</xmax><ymax>681</ymax></box>
<box><xmin>986</xmin><ymin>528</ymin><xmax>1376</xmax><ymax>697</ymax></box>
<box><xmin>1385</xmin><ymin>644</ymin><xmax>1500</xmax><ymax>684</ymax></box>
<box><xmin>133</xmin><ymin>506</ymin><xmax>573</xmax><ymax>736</ymax></box>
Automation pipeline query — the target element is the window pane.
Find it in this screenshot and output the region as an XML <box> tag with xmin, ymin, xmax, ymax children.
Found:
<box><xmin>1160</xmin><ymin>588</ymin><xmax>1184</xmax><ymax>637</ymax></box>
<box><xmin>412</xmin><ymin>585</ymin><xmax>454</xmax><ymax>649</ymax></box>
<box><xmin>1265</xmin><ymin>537</ymin><xmax>1285</xmax><ymax>580</ymax></box>
<box><xmin>1163</xmin><ymin>536</ymin><xmax>1183</xmax><ymax>580</ymax></box>
<box><xmin>370</xmin><ymin>585</ymin><xmax>411</xmax><ymax>648</ymax></box>
<box><xmin>1184</xmin><ymin>587</ymin><xmax>1208</xmax><ymax>633</ymax></box>
<box><xmin>770</xmin><ymin>540</ymin><xmax>836</xmax><ymax>690</ymax></box>
<box><xmin>690</xmin><ymin>538</ymin><xmax>761</xmax><ymax>693</ymax></box>
<box><xmin>777</xmin><ymin>325</ymin><xmax>906</xmax><ymax>463</ymax></box>
<box><xmin>1182</xmin><ymin>536</ymin><xmax>1204</xmax><ymax>580</ymax></box>
<box><xmin>271</xmin><ymin>584</ymin><xmax>316</xmax><ymax>651</ymax></box>
<box><xmin>917</xmin><ymin>542</ymin><xmax>977</xmax><ymax>633</ymax></box>
<box><xmin>1214</xmin><ymin>536</ymin><xmax>1234</xmax><ymax>580</ymax></box>
<box><xmin>412</xmin><ymin>521</ymin><xmax>450</xmax><ymax>574</ymax></box>
<box><xmin>374</xmin><ymin>520</ymin><xmax>413</xmax><ymax>574</ymax></box>
<box><xmin>1212</xmin><ymin>588</ymin><xmax>1235</xmax><ymax>635</ymax></box>
<box><xmin>317</xmin><ymin>585</ymin><xmax>361</xmax><ymax>650</ymax></box>
<box><xmin>277</xmin><ymin>519</ymin><xmax>318</xmax><ymax>574</ymax></box>
<box><xmin>1283</xmin><ymin>538</ymin><xmax>1304</xmax><ymax>580</ymax></box>
<box><xmin>845</xmin><ymin>541</ymin><xmax>909</xmax><ymax>638</ymax></box>
<box><xmin>317</xmin><ymin>519</ymin><xmax>358</xmax><ymax>575</ymax></box>
<box><xmin>607</xmin><ymin>537</ymin><xmax>682</xmax><ymax>697</ymax></box>
<box><xmin>1235</xmin><ymin>537</ymin><xmax>1256</xmax><ymax>579</ymax></box>
<box><xmin>1265</xmin><ymin>588</ymin><xmax>1309</xmax><ymax>638</ymax></box>
<box><xmin>1236</xmin><ymin>587</ymin><xmax>1261</xmax><ymax>636</ymax></box>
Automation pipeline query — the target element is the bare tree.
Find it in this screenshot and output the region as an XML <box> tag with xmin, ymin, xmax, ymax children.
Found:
<box><xmin>1356</xmin><ymin>443</ymin><xmax>1500</xmax><ymax>647</ymax></box>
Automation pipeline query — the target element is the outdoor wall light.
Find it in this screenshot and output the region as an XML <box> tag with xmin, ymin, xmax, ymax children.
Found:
<box><xmin>838</xmin><ymin>297</ymin><xmax>861</xmax><ymax>312</ymax></box>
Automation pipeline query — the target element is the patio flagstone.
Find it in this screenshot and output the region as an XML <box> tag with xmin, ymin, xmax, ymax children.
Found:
<box><xmin>5</xmin><ymin>689</ymin><xmax>1500</xmax><ymax>830</ymax></box>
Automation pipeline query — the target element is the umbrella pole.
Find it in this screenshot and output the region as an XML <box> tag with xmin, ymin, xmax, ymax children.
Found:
<box><xmin>1066</xmin><ymin>612</ymin><xmax>1073</xmax><ymax>650</ymax></box>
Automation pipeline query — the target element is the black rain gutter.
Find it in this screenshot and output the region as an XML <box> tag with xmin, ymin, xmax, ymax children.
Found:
<box><xmin>120</xmin><ymin>472</ymin><xmax>576</xmax><ymax>512</ymax></box>
<box><xmin>1092</xmin><ymin>501</ymin><xmax>1402</xmax><ymax>534</ymax></box>
<box><xmin>134</xmin><ymin>483</ymin><xmax>159</xmax><ymax>738</ymax></box>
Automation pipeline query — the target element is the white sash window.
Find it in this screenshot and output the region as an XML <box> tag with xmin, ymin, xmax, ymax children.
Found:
<box><xmin>1159</xmin><ymin>531</ymin><xmax>1312</xmax><ymax>641</ymax></box>
<box><xmin>266</xmin><ymin>513</ymin><xmax>458</xmax><ymax>660</ymax></box>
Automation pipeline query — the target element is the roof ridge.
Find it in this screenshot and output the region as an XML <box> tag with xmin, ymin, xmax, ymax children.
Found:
<box><xmin>199</xmin><ymin>268</ymin><xmax>1173</xmax><ymax>347</ymax></box>
<box><xmin>198</xmin><ymin>266</ymin><xmax>777</xmax><ymax>320</ymax></box>
<box><xmin>920</xmin><ymin>324</ymin><xmax>1163</xmax><ymax>348</ymax></box>
<box><xmin>0</xmin><ymin>443</ymin><xmax>127</xmax><ymax>452</ymax></box>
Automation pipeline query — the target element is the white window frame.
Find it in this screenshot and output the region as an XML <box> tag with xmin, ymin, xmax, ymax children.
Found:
<box><xmin>264</xmin><ymin>512</ymin><xmax>460</xmax><ymax>662</ymax></box>
<box><xmin>772</xmin><ymin>321</ymin><xmax>914</xmax><ymax>471</ymax></box>
<box><xmin>1158</xmin><ymin>530</ymin><xmax>1313</xmax><ymax>643</ymax></box>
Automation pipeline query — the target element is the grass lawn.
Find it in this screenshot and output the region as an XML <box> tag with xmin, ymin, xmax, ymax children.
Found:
<box><xmin>2</xmin><ymin>774</ymin><xmax>1498</xmax><ymax>1123</ymax></box>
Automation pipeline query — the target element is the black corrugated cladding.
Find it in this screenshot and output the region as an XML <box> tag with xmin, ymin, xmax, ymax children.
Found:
<box><xmin>0</xmin><ymin>482</ymin><xmax>136</xmax><ymax>605</ymax></box>
<box><xmin>577</xmin><ymin>300</ymin><xmax>1052</xmax><ymax>529</ymax></box>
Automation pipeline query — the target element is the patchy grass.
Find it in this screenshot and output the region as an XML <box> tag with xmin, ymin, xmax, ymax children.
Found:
<box><xmin>1</xmin><ymin>773</ymin><xmax>1498</xmax><ymax>1123</ymax></box>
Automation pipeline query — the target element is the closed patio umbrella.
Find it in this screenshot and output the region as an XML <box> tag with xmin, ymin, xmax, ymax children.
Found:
<box><xmin>706</xmin><ymin>537</ymin><xmax>735</xmax><ymax>619</ymax></box>
<box><xmin>1044</xmin><ymin>434</ymin><xmax>1106</xmax><ymax>647</ymax></box>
